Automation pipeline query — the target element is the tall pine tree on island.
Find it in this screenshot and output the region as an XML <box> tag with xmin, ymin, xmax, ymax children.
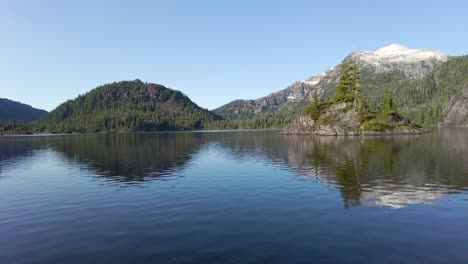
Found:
<box><xmin>333</xmin><ymin>59</ymin><xmax>361</xmax><ymax>104</ymax></box>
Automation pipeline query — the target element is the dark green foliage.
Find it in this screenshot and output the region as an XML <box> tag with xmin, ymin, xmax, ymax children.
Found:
<box><xmin>204</xmin><ymin>113</ymin><xmax>291</xmax><ymax>130</ymax></box>
<box><xmin>357</xmin><ymin>95</ymin><xmax>372</xmax><ymax>122</ymax></box>
<box><xmin>38</xmin><ymin>80</ymin><xmax>221</xmax><ymax>133</ymax></box>
<box><xmin>333</xmin><ymin>59</ymin><xmax>361</xmax><ymax>104</ymax></box>
<box><xmin>380</xmin><ymin>89</ymin><xmax>397</xmax><ymax>116</ymax></box>
<box><xmin>362</xmin><ymin>119</ymin><xmax>390</xmax><ymax>132</ymax></box>
<box><xmin>394</xmin><ymin>56</ymin><xmax>468</xmax><ymax>126</ymax></box>
<box><xmin>0</xmin><ymin>120</ymin><xmax>31</xmax><ymax>135</ymax></box>
<box><xmin>304</xmin><ymin>91</ymin><xmax>322</xmax><ymax>121</ymax></box>
<box><xmin>301</xmin><ymin>61</ymin><xmax>418</xmax><ymax>133</ymax></box>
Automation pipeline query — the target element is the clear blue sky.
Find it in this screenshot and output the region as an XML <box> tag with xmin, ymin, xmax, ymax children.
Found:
<box><xmin>1</xmin><ymin>0</ymin><xmax>467</xmax><ymax>111</ymax></box>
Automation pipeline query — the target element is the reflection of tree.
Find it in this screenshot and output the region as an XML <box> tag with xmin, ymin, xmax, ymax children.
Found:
<box><xmin>303</xmin><ymin>134</ymin><xmax>468</xmax><ymax>208</ymax></box>
<box><xmin>301</xmin><ymin>137</ymin><xmax>402</xmax><ymax>208</ymax></box>
<box><xmin>205</xmin><ymin>131</ymin><xmax>468</xmax><ymax>208</ymax></box>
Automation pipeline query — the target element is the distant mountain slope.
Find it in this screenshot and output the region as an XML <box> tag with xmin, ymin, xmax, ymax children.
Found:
<box><xmin>214</xmin><ymin>44</ymin><xmax>453</xmax><ymax>125</ymax></box>
<box><xmin>440</xmin><ymin>82</ymin><xmax>468</xmax><ymax>127</ymax></box>
<box><xmin>394</xmin><ymin>56</ymin><xmax>468</xmax><ymax>125</ymax></box>
<box><xmin>0</xmin><ymin>98</ymin><xmax>48</xmax><ymax>122</ymax></box>
<box><xmin>43</xmin><ymin>80</ymin><xmax>221</xmax><ymax>132</ymax></box>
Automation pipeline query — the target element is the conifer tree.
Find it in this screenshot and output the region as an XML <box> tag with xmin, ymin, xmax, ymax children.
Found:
<box><xmin>334</xmin><ymin>59</ymin><xmax>360</xmax><ymax>104</ymax></box>
<box><xmin>357</xmin><ymin>95</ymin><xmax>371</xmax><ymax>122</ymax></box>
<box><xmin>305</xmin><ymin>90</ymin><xmax>321</xmax><ymax>121</ymax></box>
<box><xmin>380</xmin><ymin>88</ymin><xmax>397</xmax><ymax>116</ymax></box>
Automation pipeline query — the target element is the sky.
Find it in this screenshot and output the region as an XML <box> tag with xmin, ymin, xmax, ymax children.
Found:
<box><xmin>0</xmin><ymin>0</ymin><xmax>467</xmax><ymax>111</ymax></box>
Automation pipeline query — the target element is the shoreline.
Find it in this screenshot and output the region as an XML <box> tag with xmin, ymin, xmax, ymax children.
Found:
<box><xmin>0</xmin><ymin>128</ymin><xmax>281</xmax><ymax>138</ymax></box>
<box><xmin>279</xmin><ymin>129</ymin><xmax>428</xmax><ymax>137</ymax></box>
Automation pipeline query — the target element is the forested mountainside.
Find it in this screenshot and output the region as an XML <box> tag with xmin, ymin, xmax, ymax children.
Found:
<box><xmin>0</xmin><ymin>98</ymin><xmax>48</xmax><ymax>122</ymax></box>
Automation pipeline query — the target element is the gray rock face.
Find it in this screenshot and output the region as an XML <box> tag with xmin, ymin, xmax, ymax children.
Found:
<box><xmin>279</xmin><ymin>115</ymin><xmax>316</xmax><ymax>135</ymax></box>
<box><xmin>440</xmin><ymin>83</ymin><xmax>468</xmax><ymax>127</ymax></box>
<box><xmin>213</xmin><ymin>80</ymin><xmax>316</xmax><ymax>119</ymax></box>
<box><xmin>281</xmin><ymin>103</ymin><xmax>362</xmax><ymax>136</ymax></box>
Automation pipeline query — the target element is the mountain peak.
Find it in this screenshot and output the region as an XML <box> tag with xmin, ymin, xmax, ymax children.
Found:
<box><xmin>347</xmin><ymin>44</ymin><xmax>449</xmax><ymax>75</ymax></box>
<box><xmin>374</xmin><ymin>44</ymin><xmax>410</xmax><ymax>55</ymax></box>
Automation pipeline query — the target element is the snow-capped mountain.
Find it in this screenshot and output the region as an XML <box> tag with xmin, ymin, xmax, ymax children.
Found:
<box><xmin>213</xmin><ymin>44</ymin><xmax>451</xmax><ymax>120</ymax></box>
<box><xmin>349</xmin><ymin>44</ymin><xmax>450</xmax><ymax>79</ymax></box>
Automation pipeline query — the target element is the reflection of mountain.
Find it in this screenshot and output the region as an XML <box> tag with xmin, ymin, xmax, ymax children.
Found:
<box><xmin>0</xmin><ymin>137</ymin><xmax>49</xmax><ymax>175</ymax></box>
<box><xmin>47</xmin><ymin>133</ymin><xmax>206</xmax><ymax>181</ymax></box>
<box><xmin>1</xmin><ymin>130</ymin><xmax>467</xmax><ymax>208</ymax></box>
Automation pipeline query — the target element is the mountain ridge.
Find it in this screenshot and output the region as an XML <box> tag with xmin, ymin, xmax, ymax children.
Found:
<box><xmin>213</xmin><ymin>44</ymin><xmax>453</xmax><ymax>124</ymax></box>
<box><xmin>0</xmin><ymin>98</ymin><xmax>48</xmax><ymax>122</ymax></box>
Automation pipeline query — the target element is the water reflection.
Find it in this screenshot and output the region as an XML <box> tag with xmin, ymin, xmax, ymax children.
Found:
<box><xmin>1</xmin><ymin>129</ymin><xmax>467</xmax><ymax>208</ymax></box>
<box><xmin>47</xmin><ymin>133</ymin><xmax>206</xmax><ymax>181</ymax></box>
<box><xmin>208</xmin><ymin>131</ymin><xmax>468</xmax><ymax>208</ymax></box>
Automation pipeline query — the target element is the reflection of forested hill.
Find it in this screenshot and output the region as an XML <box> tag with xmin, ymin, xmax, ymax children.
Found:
<box><xmin>0</xmin><ymin>137</ymin><xmax>50</xmax><ymax>175</ymax></box>
<box><xmin>47</xmin><ymin>133</ymin><xmax>206</xmax><ymax>181</ymax></box>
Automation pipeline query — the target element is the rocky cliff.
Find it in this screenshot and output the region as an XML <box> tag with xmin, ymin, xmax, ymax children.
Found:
<box><xmin>440</xmin><ymin>83</ymin><xmax>468</xmax><ymax>127</ymax></box>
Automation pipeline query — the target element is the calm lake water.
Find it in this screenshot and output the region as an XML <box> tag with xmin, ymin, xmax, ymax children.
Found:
<box><xmin>1</xmin><ymin>129</ymin><xmax>468</xmax><ymax>263</ymax></box>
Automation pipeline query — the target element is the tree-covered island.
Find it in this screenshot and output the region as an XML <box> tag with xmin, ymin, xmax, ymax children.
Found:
<box><xmin>282</xmin><ymin>59</ymin><xmax>425</xmax><ymax>135</ymax></box>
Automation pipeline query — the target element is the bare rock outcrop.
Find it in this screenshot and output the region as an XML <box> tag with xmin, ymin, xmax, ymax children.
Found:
<box><xmin>440</xmin><ymin>83</ymin><xmax>468</xmax><ymax>127</ymax></box>
<box><xmin>281</xmin><ymin>102</ymin><xmax>425</xmax><ymax>136</ymax></box>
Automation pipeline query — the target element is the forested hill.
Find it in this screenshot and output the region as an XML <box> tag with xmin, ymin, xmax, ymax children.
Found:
<box><xmin>0</xmin><ymin>98</ymin><xmax>48</xmax><ymax>122</ymax></box>
<box><xmin>41</xmin><ymin>80</ymin><xmax>221</xmax><ymax>133</ymax></box>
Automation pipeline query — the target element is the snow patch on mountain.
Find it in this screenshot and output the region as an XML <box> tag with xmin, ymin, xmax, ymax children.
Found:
<box><xmin>347</xmin><ymin>44</ymin><xmax>450</xmax><ymax>79</ymax></box>
<box><xmin>363</xmin><ymin>44</ymin><xmax>448</xmax><ymax>63</ymax></box>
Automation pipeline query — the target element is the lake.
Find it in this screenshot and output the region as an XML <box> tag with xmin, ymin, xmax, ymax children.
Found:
<box><xmin>1</xmin><ymin>129</ymin><xmax>468</xmax><ymax>263</ymax></box>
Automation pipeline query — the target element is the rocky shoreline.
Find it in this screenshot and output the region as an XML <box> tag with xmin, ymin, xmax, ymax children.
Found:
<box><xmin>280</xmin><ymin>102</ymin><xmax>425</xmax><ymax>136</ymax></box>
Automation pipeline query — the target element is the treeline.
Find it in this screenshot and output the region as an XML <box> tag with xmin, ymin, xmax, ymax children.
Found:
<box><xmin>0</xmin><ymin>120</ymin><xmax>41</xmax><ymax>135</ymax></box>
<box><xmin>0</xmin><ymin>113</ymin><xmax>291</xmax><ymax>135</ymax></box>
<box><xmin>204</xmin><ymin>113</ymin><xmax>291</xmax><ymax>130</ymax></box>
